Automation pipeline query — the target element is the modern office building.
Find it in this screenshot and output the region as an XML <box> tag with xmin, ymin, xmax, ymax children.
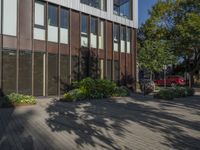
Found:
<box><xmin>0</xmin><ymin>0</ymin><xmax>138</xmax><ymax>97</ymax></box>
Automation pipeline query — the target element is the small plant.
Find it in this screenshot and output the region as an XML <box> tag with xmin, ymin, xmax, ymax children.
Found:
<box><xmin>112</xmin><ymin>86</ymin><xmax>130</xmax><ymax>97</ymax></box>
<box><xmin>61</xmin><ymin>89</ymin><xmax>86</xmax><ymax>102</ymax></box>
<box><xmin>1</xmin><ymin>93</ymin><xmax>37</xmax><ymax>107</ymax></box>
<box><xmin>154</xmin><ymin>88</ymin><xmax>174</xmax><ymax>100</ymax></box>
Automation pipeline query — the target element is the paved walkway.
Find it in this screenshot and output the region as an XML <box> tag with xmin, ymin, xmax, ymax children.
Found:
<box><xmin>0</xmin><ymin>94</ymin><xmax>200</xmax><ymax>150</ymax></box>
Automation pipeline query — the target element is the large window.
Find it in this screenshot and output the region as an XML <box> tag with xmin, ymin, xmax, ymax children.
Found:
<box><xmin>34</xmin><ymin>1</ymin><xmax>46</xmax><ymax>40</ymax></box>
<box><xmin>81</xmin><ymin>0</ymin><xmax>106</xmax><ymax>11</ymax></box>
<box><xmin>3</xmin><ymin>0</ymin><xmax>17</xmax><ymax>36</ymax></box>
<box><xmin>90</xmin><ymin>17</ymin><xmax>97</xmax><ymax>48</ymax></box>
<box><xmin>98</xmin><ymin>20</ymin><xmax>104</xmax><ymax>49</ymax></box>
<box><xmin>48</xmin><ymin>4</ymin><xmax>58</xmax><ymax>42</ymax></box>
<box><xmin>120</xmin><ymin>26</ymin><xmax>126</xmax><ymax>53</ymax></box>
<box><xmin>2</xmin><ymin>50</ymin><xmax>16</xmax><ymax>94</ymax></box>
<box><xmin>81</xmin><ymin>14</ymin><xmax>89</xmax><ymax>47</ymax></box>
<box><xmin>107</xmin><ymin>60</ymin><xmax>112</xmax><ymax>80</ymax></box>
<box><xmin>34</xmin><ymin>52</ymin><xmax>45</xmax><ymax>96</ymax></box>
<box><xmin>60</xmin><ymin>8</ymin><xmax>69</xmax><ymax>44</ymax></box>
<box><xmin>114</xmin><ymin>60</ymin><xmax>120</xmax><ymax>82</ymax></box>
<box><xmin>60</xmin><ymin>55</ymin><xmax>70</xmax><ymax>94</ymax></box>
<box><xmin>18</xmin><ymin>51</ymin><xmax>32</xmax><ymax>95</ymax></box>
<box><xmin>126</xmin><ymin>28</ymin><xmax>131</xmax><ymax>53</ymax></box>
<box><xmin>48</xmin><ymin>53</ymin><xmax>58</xmax><ymax>95</ymax></box>
<box><xmin>113</xmin><ymin>0</ymin><xmax>132</xmax><ymax>20</ymax></box>
<box><xmin>113</xmin><ymin>24</ymin><xmax>120</xmax><ymax>52</ymax></box>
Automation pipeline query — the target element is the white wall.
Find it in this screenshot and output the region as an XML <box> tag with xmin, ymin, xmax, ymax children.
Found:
<box><xmin>45</xmin><ymin>0</ymin><xmax>138</xmax><ymax>28</ymax></box>
<box><xmin>3</xmin><ymin>0</ymin><xmax>17</xmax><ymax>36</ymax></box>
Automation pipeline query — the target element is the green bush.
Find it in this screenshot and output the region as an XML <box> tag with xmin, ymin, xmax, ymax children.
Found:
<box><xmin>185</xmin><ymin>87</ymin><xmax>195</xmax><ymax>96</ymax></box>
<box><xmin>154</xmin><ymin>87</ymin><xmax>195</xmax><ymax>100</ymax></box>
<box><xmin>62</xmin><ymin>89</ymin><xmax>87</xmax><ymax>102</ymax></box>
<box><xmin>1</xmin><ymin>93</ymin><xmax>37</xmax><ymax>107</ymax></box>
<box><xmin>154</xmin><ymin>89</ymin><xmax>174</xmax><ymax>100</ymax></box>
<box><xmin>112</xmin><ymin>86</ymin><xmax>130</xmax><ymax>97</ymax></box>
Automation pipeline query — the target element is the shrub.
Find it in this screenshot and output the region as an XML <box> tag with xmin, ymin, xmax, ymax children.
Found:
<box><xmin>95</xmin><ymin>79</ymin><xmax>116</xmax><ymax>98</ymax></box>
<box><xmin>154</xmin><ymin>89</ymin><xmax>174</xmax><ymax>100</ymax></box>
<box><xmin>1</xmin><ymin>93</ymin><xmax>37</xmax><ymax>107</ymax></box>
<box><xmin>62</xmin><ymin>89</ymin><xmax>86</xmax><ymax>102</ymax></box>
<box><xmin>112</xmin><ymin>86</ymin><xmax>130</xmax><ymax>97</ymax></box>
<box><xmin>185</xmin><ymin>87</ymin><xmax>195</xmax><ymax>96</ymax></box>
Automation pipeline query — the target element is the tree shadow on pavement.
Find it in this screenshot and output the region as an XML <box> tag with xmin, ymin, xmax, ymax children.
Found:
<box><xmin>45</xmin><ymin>95</ymin><xmax>200</xmax><ymax>150</ymax></box>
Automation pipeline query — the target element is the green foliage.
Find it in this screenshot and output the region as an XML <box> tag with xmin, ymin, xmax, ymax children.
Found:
<box><xmin>61</xmin><ymin>78</ymin><xmax>129</xmax><ymax>102</ymax></box>
<box><xmin>154</xmin><ymin>87</ymin><xmax>195</xmax><ymax>100</ymax></box>
<box><xmin>112</xmin><ymin>86</ymin><xmax>130</xmax><ymax>97</ymax></box>
<box><xmin>138</xmin><ymin>0</ymin><xmax>200</xmax><ymax>75</ymax></box>
<box><xmin>62</xmin><ymin>89</ymin><xmax>86</xmax><ymax>102</ymax></box>
<box><xmin>154</xmin><ymin>88</ymin><xmax>174</xmax><ymax>100</ymax></box>
<box><xmin>1</xmin><ymin>93</ymin><xmax>36</xmax><ymax>107</ymax></box>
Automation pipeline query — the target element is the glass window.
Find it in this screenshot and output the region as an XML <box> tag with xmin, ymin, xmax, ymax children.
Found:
<box><xmin>3</xmin><ymin>0</ymin><xmax>17</xmax><ymax>36</ymax></box>
<box><xmin>18</xmin><ymin>51</ymin><xmax>32</xmax><ymax>95</ymax></box>
<box><xmin>98</xmin><ymin>59</ymin><xmax>104</xmax><ymax>79</ymax></box>
<box><xmin>71</xmin><ymin>56</ymin><xmax>79</xmax><ymax>81</ymax></box>
<box><xmin>48</xmin><ymin>53</ymin><xmax>58</xmax><ymax>95</ymax></box>
<box><xmin>34</xmin><ymin>2</ymin><xmax>45</xmax><ymax>40</ymax></box>
<box><xmin>48</xmin><ymin>4</ymin><xmax>58</xmax><ymax>26</ymax></box>
<box><xmin>2</xmin><ymin>50</ymin><xmax>16</xmax><ymax>95</ymax></box>
<box><xmin>113</xmin><ymin>0</ymin><xmax>132</xmax><ymax>20</ymax></box>
<box><xmin>114</xmin><ymin>60</ymin><xmax>120</xmax><ymax>82</ymax></box>
<box><xmin>60</xmin><ymin>8</ymin><xmax>69</xmax><ymax>44</ymax></box>
<box><xmin>81</xmin><ymin>0</ymin><xmax>106</xmax><ymax>11</ymax></box>
<box><xmin>60</xmin><ymin>8</ymin><xmax>69</xmax><ymax>29</ymax></box>
<box><xmin>35</xmin><ymin>2</ymin><xmax>45</xmax><ymax>27</ymax></box>
<box><xmin>126</xmin><ymin>28</ymin><xmax>131</xmax><ymax>53</ymax></box>
<box><xmin>107</xmin><ymin>60</ymin><xmax>112</xmax><ymax>80</ymax></box>
<box><xmin>60</xmin><ymin>55</ymin><xmax>70</xmax><ymax>94</ymax></box>
<box><xmin>98</xmin><ymin>20</ymin><xmax>104</xmax><ymax>49</ymax></box>
<box><xmin>113</xmin><ymin>24</ymin><xmax>120</xmax><ymax>52</ymax></box>
<box><xmin>81</xmin><ymin>14</ymin><xmax>89</xmax><ymax>47</ymax></box>
<box><xmin>120</xmin><ymin>26</ymin><xmax>126</xmax><ymax>53</ymax></box>
<box><xmin>34</xmin><ymin>52</ymin><xmax>45</xmax><ymax>96</ymax></box>
<box><xmin>90</xmin><ymin>17</ymin><xmax>97</xmax><ymax>48</ymax></box>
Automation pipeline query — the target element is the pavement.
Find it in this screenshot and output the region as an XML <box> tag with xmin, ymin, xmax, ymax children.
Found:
<box><xmin>0</xmin><ymin>94</ymin><xmax>200</xmax><ymax>150</ymax></box>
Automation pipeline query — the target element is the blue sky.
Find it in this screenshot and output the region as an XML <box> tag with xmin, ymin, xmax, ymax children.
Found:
<box><xmin>139</xmin><ymin>0</ymin><xmax>157</xmax><ymax>26</ymax></box>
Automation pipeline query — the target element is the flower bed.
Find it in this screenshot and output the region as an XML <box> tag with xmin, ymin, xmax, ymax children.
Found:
<box><xmin>0</xmin><ymin>93</ymin><xmax>37</xmax><ymax>107</ymax></box>
<box><xmin>154</xmin><ymin>87</ymin><xmax>195</xmax><ymax>100</ymax></box>
<box><xmin>60</xmin><ymin>78</ymin><xmax>130</xmax><ymax>102</ymax></box>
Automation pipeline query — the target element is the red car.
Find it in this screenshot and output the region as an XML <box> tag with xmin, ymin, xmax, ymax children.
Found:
<box><xmin>154</xmin><ymin>75</ymin><xmax>186</xmax><ymax>86</ymax></box>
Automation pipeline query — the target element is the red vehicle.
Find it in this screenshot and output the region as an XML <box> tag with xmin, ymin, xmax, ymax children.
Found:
<box><xmin>154</xmin><ymin>75</ymin><xmax>186</xmax><ymax>86</ymax></box>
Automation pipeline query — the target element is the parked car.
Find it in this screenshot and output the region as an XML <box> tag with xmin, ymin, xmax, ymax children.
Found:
<box><xmin>154</xmin><ymin>75</ymin><xmax>186</xmax><ymax>86</ymax></box>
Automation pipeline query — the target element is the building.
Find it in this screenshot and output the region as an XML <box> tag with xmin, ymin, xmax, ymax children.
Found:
<box><xmin>0</xmin><ymin>0</ymin><xmax>138</xmax><ymax>97</ymax></box>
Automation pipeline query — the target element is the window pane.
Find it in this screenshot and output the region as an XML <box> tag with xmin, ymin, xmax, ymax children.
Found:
<box><xmin>126</xmin><ymin>28</ymin><xmax>131</xmax><ymax>53</ymax></box>
<box><xmin>107</xmin><ymin>60</ymin><xmax>112</xmax><ymax>80</ymax></box>
<box><xmin>113</xmin><ymin>0</ymin><xmax>132</xmax><ymax>19</ymax></box>
<box><xmin>18</xmin><ymin>51</ymin><xmax>32</xmax><ymax>95</ymax></box>
<box><xmin>81</xmin><ymin>15</ymin><xmax>89</xmax><ymax>47</ymax></box>
<box><xmin>81</xmin><ymin>0</ymin><xmax>106</xmax><ymax>11</ymax></box>
<box><xmin>114</xmin><ymin>60</ymin><xmax>120</xmax><ymax>82</ymax></box>
<box><xmin>120</xmin><ymin>26</ymin><xmax>126</xmax><ymax>53</ymax></box>
<box><xmin>60</xmin><ymin>8</ymin><xmax>69</xmax><ymax>29</ymax></box>
<box><xmin>2</xmin><ymin>50</ymin><xmax>16</xmax><ymax>94</ymax></box>
<box><xmin>3</xmin><ymin>0</ymin><xmax>17</xmax><ymax>36</ymax></box>
<box><xmin>34</xmin><ymin>52</ymin><xmax>45</xmax><ymax>96</ymax></box>
<box><xmin>90</xmin><ymin>17</ymin><xmax>97</xmax><ymax>48</ymax></box>
<box><xmin>35</xmin><ymin>2</ymin><xmax>45</xmax><ymax>26</ymax></box>
<box><xmin>60</xmin><ymin>55</ymin><xmax>70</xmax><ymax>94</ymax></box>
<box><xmin>114</xmin><ymin>24</ymin><xmax>120</xmax><ymax>52</ymax></box>
<box><xmin>48</xmin><ymin>5</ymin><xmax>58</xmax><ymax>26</ymax></box>
<box><xmin>71</xmin><ymin>56</ymin><xmax>79</xmax><ymax>81</ymax></box>
<box><xmin>48</xmin><ymin>53</ymin><xmax>58</xmax><ymax>95</ymax></box>
<box><xmin>98</xmin><ymin>20</ymin><xmax>104</xmax><ymax>49</ymax></box>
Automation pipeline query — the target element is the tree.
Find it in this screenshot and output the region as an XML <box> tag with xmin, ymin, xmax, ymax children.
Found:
<box><xmin>138</xmin><ymin>0</ymin><xmax>200</xmax><ymax>87</ymax></box>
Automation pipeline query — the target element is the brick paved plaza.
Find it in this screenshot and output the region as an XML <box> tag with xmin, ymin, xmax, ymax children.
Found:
<box><xmin>0</xmin><ymin>94</ymin><xmax>200</xmax><ymax>150</ymax></box>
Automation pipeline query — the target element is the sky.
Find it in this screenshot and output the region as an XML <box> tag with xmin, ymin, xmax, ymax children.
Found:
<box><xmin>139</xmin><ymin>0</ymin><xmax>157</xmax><ymax>26</ymax></box>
